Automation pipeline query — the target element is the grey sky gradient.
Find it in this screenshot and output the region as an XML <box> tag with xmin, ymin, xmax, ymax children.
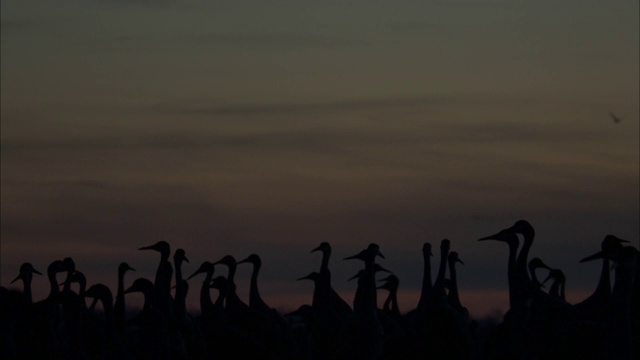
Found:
<box><xmin>1</xmin><ymin>0</ymin><xmax>638</xmax><ymax>317</ymax></box>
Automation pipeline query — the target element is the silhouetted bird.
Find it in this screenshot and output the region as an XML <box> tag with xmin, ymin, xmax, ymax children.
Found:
<box><xmin>3</xmin><ymin>263</ymin><xmax>43</xmax><ymax>359</ymax></box>
<box><xmin>378</xmin><ymin>274</ymin><xmax>400</xmax><ymax>317</ymax></box>
<box><xmin>376</xmin><ymin>274</ymin><xmax>410</xmax><ymax>360</ymax></box>
<box><xmin>297</xmin><ymin>271</ymin><xmax>346</xmax><ymax>360</ymax></box>
<box><xmin>237</xmin><ymin>254</ymin><xmax>271</xmax><ymax>314</ymax></box>
<box><xmin>447</xmin><ymin>251</ymin><xmax>469</xmax><ymax>320</ymax></box>
<box><xmin>27</xmin><ymin>259</ymin><xmax>75</xmax><ymax>359</ymax></box>
<box><xmin>344</xmin><ymin>243</ymin><xmax>386</xmax><ymax>360</ymax></box>
<box><xmin>124</xmin><ymin>277</ymin><xmax>177</xmax><ymax>360</ymax></box>
<box><xmin>418</xmin><ymin>242</ymin><xmax>434</xmax><ymax>312</ymax></box>
<box><xmin>172</xmin><ymin>248</ymin><xmax>189</xmax><ymax>325</ymax></box>
<box><xmin>542</xmin><ymin>269</ymin><xmax>566</xmax><ymax>301</ymax></box>
<box><xmin>11</xmin><ymin>263</ymin><xmax>42</xmax><ymax>305</ymax></box>
<box><xmin>609</xmin><ymin>245</ymin><xmax>638</xmax><ymax>360</ymax></box>
<box><xmin>528</xmin><ymin>257</ymin><xmax>551</xmax><ymax>292</ymax></box>
<box><xmin>478</xmin><ymin>228</ymin><xmax>529</xmax><ymax>359</ymax></box>
<box><xmin>311</xmin><ymin>242</ymin><xmax>353</xmax><ymax>321</ymax></box>
<box><xmin>575</xmin><ymin>235</ymin><xmax>628</xmax><ymax>322</ymax></box>
<box><xmin>609</xmin><ymin>111</ymin><xmax>622</xmax><ymax>124</ymax></box>
<box><xmin>83</xmin><ymin>283</ymin><xmax>133</xmax><ymax>360</ymax></box>
<box><xmin>478</xmin><ymin>229</ymin><xmax>520</xmax><ymax>308</ymax></box>
<box><xmin>187</xmin><ymin>261</ymin><xmax>216</xmax><ymax>319</ymax></box>
<box><xmin>213</xmin><ymin>255</ymin><xmax>249</xmax><ymax>314</ymax></box>
<box><xmin>115</xmin><ymin>262</ymin><xmax>135</xmax><ymax>335</ymax></box>
<box><xmin>138</xmin><ymin>241</ymin><xmax>173</xmax><ymax>317</ymax></box>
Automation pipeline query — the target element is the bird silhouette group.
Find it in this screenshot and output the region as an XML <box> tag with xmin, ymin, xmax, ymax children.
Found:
<box><xmin>1</xmin><ymin>220</ymin><xmax>638</xmax><ymax>360</ymax></box>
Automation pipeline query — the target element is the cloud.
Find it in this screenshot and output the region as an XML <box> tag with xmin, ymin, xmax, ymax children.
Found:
<box><xmin>191</xmin><ymin>31</ymin><xmax>368</xmax><ymax>49</ymax></box>
<box><xmin>151</xmin><ymin>95</ymin><xmax>451</xmax><ymax>117</ymax></box>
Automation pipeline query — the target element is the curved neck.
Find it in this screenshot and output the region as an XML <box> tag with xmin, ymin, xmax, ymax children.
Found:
<box><xmin>516</xmin><ymin>236</ymin><xmax>532</xmax><ymax>282</ymax></box>
<box><xmin>174</xmin><ymin>259</ymin><xmax>187</xmax><ymax>305</ymax></box>
<box><xmin>141</xmin><ymin>289</ymin><xmax>154</xmax><ymax>313</ymax></box>
<box><xmin>47</xmin><ymin>269</ymin><xmax>60</xmax><ymax>299</ymax></box>
<box><xmin>433</xmin><ymin>248</ymin><xmax>449</xmax><ymax>299</ymax></box>
<box><xmin>114</xmin><ymin>270</ymin><xmax>127</xmax><ymax>329</ymax></box>
<box><xmin>175</xmin><ymin>259</ymin><xmax>184</xmax><ymax>284</ymax></box>
<box><xmin>593</xmin><ymin>258</ymin><xmax>612</xmax><ymax>297</ymax></box>
<box><xmin>117</xmin><ymin>269</ymin><xmax>126</xmax><ymax>300</ymax></box>
<box><xmin>506</xmin><ymin>240</ymin><xmax>519</xmax><ymax>308</ymax></box>
<box><xmin>447</xmin><ymin>261</ymin><xmax>460</xmax><ymax>307</ymax></box>
<box><xmin>21</xmin><ymin>276</ymin><xmax>34</xmax><ymax>304</ymax></box>
<box><xmin>382</xmin><ymin>291</ymin><xmax>392</xmax><ymax>312</ymax></box>
<box><xmin>389</xmin><ymin>287</ymin><xmax>399</xmax><ymax>315</ymax></box>
<box><xmin>63</xmin><ymin>271</ymin><xmax>74</xmax><ymax>293</ymax></box>
<box><xmin>227</xmin><ymin>263</ymin><xmax>236</xmax><ymax>285</ymax></box>
<box><xmin>200</xmin><ymin>270</ymin><xmax>215</xmax><ymax>314</ymax></box>
<box><xmin>320</xmin><ymin>249</ymin><xmax>330</xmax><ymax>276</ymax></box>
<box><xmin>213</xmin><ymin>287</ymin><xmax>226</xmax><ymax>309</ymax></box>
<box><xmin>248</xmin><ymin>262</ymin><xmax>265</xmax><ymax>309</ymax></box>
<box><xmin>418</xmin><ymin>251</ymin><xmax>432</xmax><ymax>309</ymax></box>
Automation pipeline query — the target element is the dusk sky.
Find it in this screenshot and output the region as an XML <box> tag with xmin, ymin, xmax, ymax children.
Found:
<box><xmin>1</xmin><ymin>0</ymin><xmax>638</xmax><ymax>317</ymax></box>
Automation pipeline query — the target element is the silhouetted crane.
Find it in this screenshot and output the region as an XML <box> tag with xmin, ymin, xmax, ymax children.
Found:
<box><xmin>237</xmin><ymin>254</ymin><xmax>271</xmax><ymax>313</ymax></box>
<box><xmin>213</xmin><ymin>255</ymin><xmax>249</xmax><ymax>314</ymax></box>
<box><xmin>124</xmin><ymin>277</ymin><xmax>169</xmax><ymax>359</ymax></box>
<box><xmin>447</xmin><ymin>251</ymin><xmax>469</xmax><ymax>320</ymax></box>
<box><xmin>173</xmin><ymin>248</ymin><xmax>189</xmax><ymax>325</ymax></box>
<box><xmin>344</xmin><ymin>243</ymin><xmax>386</xmax><ymax>360</ymax></box>
<box><xmin>608</xmin><ymin>245</ymin><xmax>638</xmax><ymax>360</ymax></box>
<box><xmin>11</xmin><ymin>263</ymin><xmax>42</xmax><ymax>305</ymax></box>
<box><xmin>478</xmin><ymin>229</ymin><xmax>520</xmax><ymax>308</ymax></box>
<box><xmin>378</xmin><ymin>274</ymin><xmax>400</xmax><ymax>317</ymax></box>
<box><xmin>528</xmin><ymin>257</ymin><xmax>551</xmax><ymax>292</ymax></box>
<box><xmin>576</xmin><ymin>235</ymin><xmax>628</xmax><ymax>321</ymax></box>
<box><xmin>187</xmin><ymin>261</ymin><xmax>216</xmax><ymax>319</ymax></box>
<box><xmin>83</xmin><ymin>283</ymin><xmax>133</xmax><ymax>360</ymax></box>
<box><xmin>311</xmin><ymin>242</ymin><xmax>353</xmax><ymax>321</ymax></box>
<box><xmin>418</xmin><ymin>242</ymin><xmax>433</xmax><ymax>313</ymax></box>
<box><xmin>543</xmin><ymin>268</ymin><xmax>566</xmax><ymax>301</ymax></box>
<box><xmin>115</xmin><ymin>262</ymin><xmax>135</xmax><ymax>334</ymax></box>
<box><xmin>139</xmin><ymin>241</ymin><xmax>173</xmax><ymax>317</ymax></box>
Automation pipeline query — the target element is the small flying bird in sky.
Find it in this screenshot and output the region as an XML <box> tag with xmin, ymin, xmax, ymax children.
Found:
<box><xmin>608</xmin><ymin>112</ymin><xmax>622</xmax><ymax>124</ymax></box>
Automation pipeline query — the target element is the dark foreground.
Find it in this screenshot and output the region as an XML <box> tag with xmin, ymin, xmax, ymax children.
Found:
<box><xmin>1</xmin><ymin>220</ymin><xmax>638</xmax><ymax>359</ymax></box>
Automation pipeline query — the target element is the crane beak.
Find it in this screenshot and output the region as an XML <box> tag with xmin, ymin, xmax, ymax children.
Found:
<box><xmin>310</xmin><ymin>245</ymin><xmax>322</xmax><ymax>253</ymax></box>
<box><xmin>457</xmin><ymin>259</ymin><xmax>465</xmax><ymax>265</ymax></box>
<box><xmin>33</xmin><ymin>269</ymin><xmax>43</xmax><ymax>276</ymax></box>
<box><xmin>377</xmin><ymin>251</ymin><xmax>385</xmax><ymax>259</ymax></box>
<box><xmin>10</xmin><ymin>274</ymin><xmax>21</xmax><ymax>284</ymax></box>
<box><xmin>237</xmin><ymin>257</ymin><xmax>249</xmax><ymax>265</ymax></box>
<box><xmin>344</xmin><ymin>254</ymin><xmax>359</xmax><ymax>260</ymax></box>
<box><xmin>478</xmin><ymin>233</ymin><xmax>498</xmax><ymax>241</ymax></box>
<box><xmin>187</xmin><ymin>268</ymin><xmax>204</xmax><ymax>280</ymax></box>
<box><xmin>580</xmin><ymin>251</ymin><xmax>604</xmax><ymax>263</ymax></box>
<box><xmin>296</xmin><ymin>274</ymin><xmax>312</xmax><ymax>281</ymax></box>
<box><xmin>138</xmin><ymin>244</ymin><xmax>155</xmax><ymax>251</ymax></box>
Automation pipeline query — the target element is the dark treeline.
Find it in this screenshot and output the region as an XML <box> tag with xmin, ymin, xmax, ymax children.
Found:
<box><xmin>1</xmin><ymin>220</ymin><xmax>638</xmax><ymax>360</ymax></box>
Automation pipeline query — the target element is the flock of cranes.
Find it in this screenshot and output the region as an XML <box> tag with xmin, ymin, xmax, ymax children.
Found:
<box><xmin>1</xmin><ymin>220</ymin><xmax>638</xmax><ymax>360</ymax></box>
